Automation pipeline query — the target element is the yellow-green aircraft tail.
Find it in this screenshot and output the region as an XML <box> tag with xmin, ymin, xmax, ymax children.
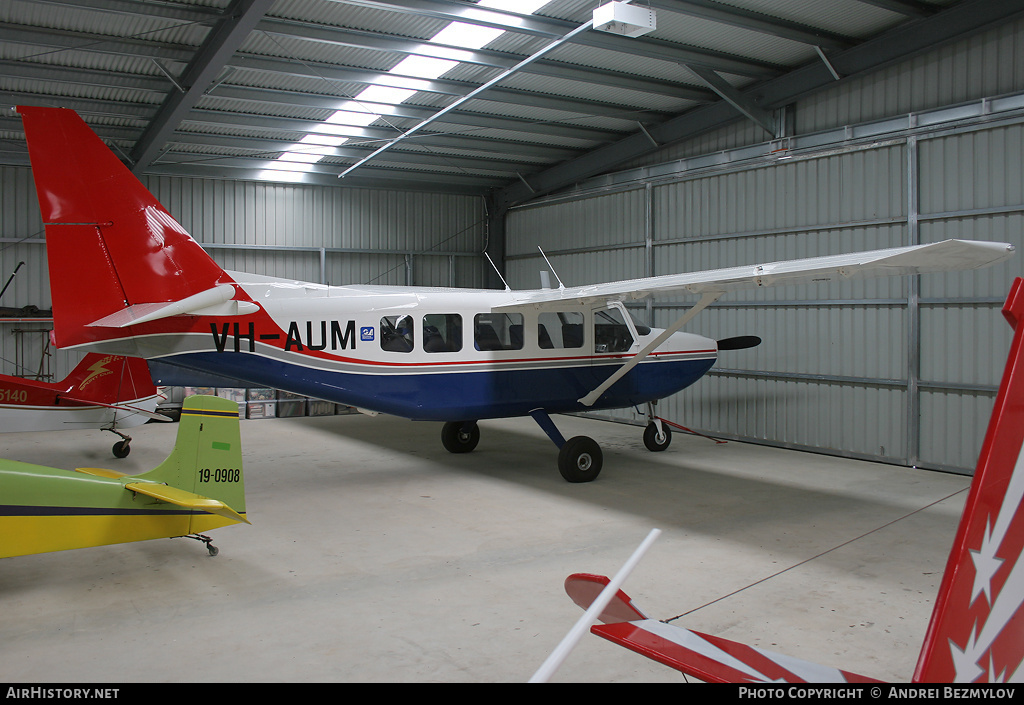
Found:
<box><xmin>0</xmin><ymin>395</ymin><xmax>248</xmax><ymax>558</ymax></box>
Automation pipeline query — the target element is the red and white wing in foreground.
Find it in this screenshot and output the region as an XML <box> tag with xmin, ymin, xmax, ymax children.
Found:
<box><xmin>562</xmin><ymin>277</ymin><xmax>1024</xmax><ymax>684</ymax></box>
<box><xmin>564</xmin><ymin>572</ymin><xmax>880</xmax><ymax>683</ymax></box>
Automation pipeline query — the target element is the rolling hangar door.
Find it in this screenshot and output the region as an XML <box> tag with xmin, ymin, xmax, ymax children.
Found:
<box><xmin>504</xmin><ymin>23</ymin><xmax>1024</xmax><ymax>476</ymax></box>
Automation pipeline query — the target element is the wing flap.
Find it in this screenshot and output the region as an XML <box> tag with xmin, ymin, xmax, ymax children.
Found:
<box><xmin>124</xmin><ymin>481</ymin><xmax>250</xmax><ymax>524</ymax></box>
<box><xmin>592</xmin><ymin>620</ymin><xmax>882</xmax><ymax>684</ymax></box>
<box><xmin>495</xmin><ymin>239</ymin><xmax>1014</xmax><ymax>310</ymax></box>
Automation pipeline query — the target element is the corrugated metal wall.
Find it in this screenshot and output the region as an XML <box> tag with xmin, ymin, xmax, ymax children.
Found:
<box><xmin>0</xmin><ymin>170</ymin><xmax>488</xmax><ymax>381</ymax></box>
<box><xmin>505</xmin><ymin>20</ymin><xmax>1024</xmax><ymax>475</ymax></box>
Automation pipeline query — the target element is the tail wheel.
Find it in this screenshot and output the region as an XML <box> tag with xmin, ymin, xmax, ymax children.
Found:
<box><xmin>643</xmin><ymin>421</ymin><xmax>672</xmax><ymax>452</ymax></box>
<box><xmin>558</xmin><ymin>436</ymin><xmax>603</xmax><ymax>483</ymax></box>
<box><xmin>441</xmin><ymin>421</ymin><xmax>480</xmax><ymax>453</ymax></box>
<box><xmin>112</xmin><ymin>440</ymin><xmax>131</xmax><ymax>458</ymax></box>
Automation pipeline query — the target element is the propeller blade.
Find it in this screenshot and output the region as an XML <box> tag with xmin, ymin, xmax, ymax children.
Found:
<box><xmin>717</xmin><ymin>335</ymin><xmax>761</xmax><ymax>351</ymax></box>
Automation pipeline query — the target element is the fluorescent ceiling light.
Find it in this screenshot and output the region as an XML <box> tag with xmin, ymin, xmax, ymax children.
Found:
<box><xmin>263</xmin><ymin>1</ymin><xmax>555</xmax><ymax>179</ymax></box>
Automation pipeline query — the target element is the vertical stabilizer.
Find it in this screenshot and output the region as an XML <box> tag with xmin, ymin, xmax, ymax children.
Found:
<box><xmin>61</xmin><ymin>353</ymin><xmax>157</xmax><ymax>405</ymax></box>
<box><xmin>17</xmin><ymin>106</ymin><xmax>230</xmax><ymax>348</ymax></box>
<box><xmin>134</xmin><ymin>395</ymin><xmax>246</xmax><ymax>528</ymax></box>
<box><xmin>913</xmin><ymin>277</ymin><xmax>1024</xmax><ymax>682</ymax></box>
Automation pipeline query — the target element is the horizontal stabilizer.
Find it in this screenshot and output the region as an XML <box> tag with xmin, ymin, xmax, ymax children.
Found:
<box><xmin>86</xmin><ymin>285</ymin><xmax>258</xmax><ymax>328</ymax></box>
<box><xmin>60</xmin><ymin>396</ymin><xmax>172</xmax><ymax>421</ymax></box>
<box><xmin>124</xmin><ymin>481</ymin><xmax>249</xmax><ymax>525</ymax></box>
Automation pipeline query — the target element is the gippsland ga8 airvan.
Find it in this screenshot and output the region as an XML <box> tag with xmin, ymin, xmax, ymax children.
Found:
<box><xmin>15</xmin><ymin>105</ymin><xmax>1015</xmax><ymax>482</ymax></box>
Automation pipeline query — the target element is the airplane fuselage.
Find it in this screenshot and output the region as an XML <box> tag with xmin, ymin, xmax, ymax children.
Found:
<box><xmin>0</xmin><ymin>371</ymin><xmax>161</xmax><ymax>433</ymax></box>
<box><xmin>83</xmin><ymin>276</ymin><xmax>719</xmax><ymax>422</ymax></box>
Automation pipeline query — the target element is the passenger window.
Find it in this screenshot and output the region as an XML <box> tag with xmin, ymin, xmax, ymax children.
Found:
<box><xmin>594</xmin><ymin>307</ymin><xmax>634</xmax><ymax>353</ymax></box>
<box><xmin>423</xmin><ymin>314</ymin><xmax>462</xmax><ymax>353</ymax></box>
<box><xmin>475</xmin><ymin>313</ymin><xmax>524</xmax><ymax>351</ymax></box>
<box><xmin>538</xmin><ymin>312</ymin><xmax>584</xmax><ymax>349</ymax></box>
<box><xmin>380</xmin><ymin>315</ymin><xmax>414</xmax><ymax>353</ymax></box>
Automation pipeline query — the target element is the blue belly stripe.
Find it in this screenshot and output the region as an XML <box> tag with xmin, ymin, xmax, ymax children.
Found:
<box><xmin>154</xmin><ymin>353</ymin><xmax>716</xmax><ymax>421</ymax></box>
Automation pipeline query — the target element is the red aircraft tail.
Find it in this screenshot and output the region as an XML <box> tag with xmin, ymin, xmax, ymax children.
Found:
<box><xmin>17</xmin><ymin>106</ymin><xmax>232</xmax><ymax>349</ymax></box>
<box><xmin>59</xmin><ymin>353</ymin><xmax>158</xmax><ymax>406</ymax></box>
<box><xmin>561</xmin><ymin>278</ymin><xmax>1024</xmax><ymax>683</ymax></box>
<box><xmin>912</xmin><ymin>277</ymin><xmax>1024</xmax><ymax>682</ymax></box>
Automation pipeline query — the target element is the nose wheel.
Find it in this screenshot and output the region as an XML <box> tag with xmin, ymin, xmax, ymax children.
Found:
<box><xmin>643</xmin><ymin>420</ymin><xmax>672</xmax><ymax>452</ymax></box>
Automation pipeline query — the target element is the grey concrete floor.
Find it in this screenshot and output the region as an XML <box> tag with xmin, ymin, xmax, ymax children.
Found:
<box><xmin>0</xmin><ymin>412</ymin><xmax>971</xmax><ymax>683</ymax></box>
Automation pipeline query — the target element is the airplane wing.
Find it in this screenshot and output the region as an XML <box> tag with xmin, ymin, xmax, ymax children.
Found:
<box><xmin>564</xmin><ymin>573</ymin><xmax>881</xmax><ymax>684</ymax></box>
<box><xmin>495</xmin><ymin>239</ymin><xmax>1014</xmax><ymax>309</ymax></box>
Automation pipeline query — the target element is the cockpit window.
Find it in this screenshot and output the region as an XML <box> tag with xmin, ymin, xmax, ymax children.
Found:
<box><xmin>628</xmin><ymin>310</ymin><xmax>651</xmax><ymax>336</ymax></box>
<box><xmin>594</xmin><ymin>307</ymin><xmax>635</xmax><ymax>353</ymax></box>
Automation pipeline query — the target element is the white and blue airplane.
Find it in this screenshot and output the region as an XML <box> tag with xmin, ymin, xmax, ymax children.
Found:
<box><xmin>15</xmin><ymin>106</ymin><xmax>1015</xmax><ymax>482</ymax></box>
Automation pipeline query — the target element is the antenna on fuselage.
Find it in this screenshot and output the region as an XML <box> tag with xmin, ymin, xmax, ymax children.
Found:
<box><xmin>537</xmin><ymin>247</ymin><xmax>565</xmax><ymax>290</ymax></box>
<box><xmin>484</xmin><ymin>251</ymin><xmax>511</xmax><ymax>291</ymax></box>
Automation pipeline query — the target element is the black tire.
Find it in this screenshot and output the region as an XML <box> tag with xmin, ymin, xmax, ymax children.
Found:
<box><xmin>441</xmin><ymin>421</ymin><xmax>480</xmax><ymax>453</ymax></box>
<box><xmin>112</xmin><ymin>440</ymin><xmax>131</xmax><ymax>458</ymax></box>
<box><xmin>558</xmin><ymin>436</ymin><xmax>603</xmax><ymax>483</ymax></box>
<box><xmin>643</xmin><ymin>422</ymin><xmax>672</xmax><ymax>452</ymax></box>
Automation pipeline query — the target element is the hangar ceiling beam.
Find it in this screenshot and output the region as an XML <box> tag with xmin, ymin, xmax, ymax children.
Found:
<box><xmin>129</xmin><ymin>0</ymin><xmax>276</xmax><ymax>174</ymax></box>
<box><xmin>494</xmin><ymin>0</ymin><xmax>1024</xmax><ymax>210</ymax></box>
<box><xmin>685</xmin><ymin>64</ymin><xmax>779</xmax><ymax>138</ymax></box>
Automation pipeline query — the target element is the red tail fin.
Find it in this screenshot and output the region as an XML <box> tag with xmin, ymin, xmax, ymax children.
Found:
<box><xmin>17</xmin><ymin>106</ymin><xmax>229</xmax><ymax>348</ymax></box>
<box><xmin>60</xmin><ymin>353</ymin><xmax>158</xmax><ymax>405</ymax></box>
<box><xmin>913</xmin><ymin>277</ymin><xmax>1024</xmax><ymax>682</ymax></box>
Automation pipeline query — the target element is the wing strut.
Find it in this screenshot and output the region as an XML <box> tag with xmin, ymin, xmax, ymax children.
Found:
<box><xmin>530</xmin><ymin>528</ymin><xmax>662</xmax><ymax>683</ymax></box>
<box><xmin>579</xmin><ymin>292</ymin><xmax>722</xmax><ymax>407</ymax></box>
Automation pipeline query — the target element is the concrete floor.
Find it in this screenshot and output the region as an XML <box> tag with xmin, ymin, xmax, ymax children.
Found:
<box><xmin>0</xmin><ymin>412</ymin><xmax>971</xmax><ymax>683</ymax></box>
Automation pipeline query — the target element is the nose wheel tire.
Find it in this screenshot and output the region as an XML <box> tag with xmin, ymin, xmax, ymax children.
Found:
<box><xmin>441</xmin><ymin>421</ymin><xmax>480</xmax><ymax>453</ymax></box>
<box><xmin>643</xmin><ymin>421</ymin><xmax>672</xmax><ymax>452</ymax></box>
<box><xmin>558</xmin><ymin>436</ymin><xmax>603</xmax><ymax>483</ymax></box>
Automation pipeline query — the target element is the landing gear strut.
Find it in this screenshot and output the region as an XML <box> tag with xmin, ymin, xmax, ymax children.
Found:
<box><xmin>176</xmin><ymin>533</ymin><xmax>219</xmax><ymax>556</ymax></box>
<box><xmin>531</xmin><ymin>409</ymin><xmax>603</xmax><ymax>483</ymax></box>
<box><xmin>643</xmin><ymin>402</ymin><xmax>672</xmax><ymax>452</ymax></box>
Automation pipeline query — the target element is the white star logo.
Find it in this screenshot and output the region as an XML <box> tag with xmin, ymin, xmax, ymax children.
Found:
<box><xmin>969</xmin><ymin>519</ymin><xmax>1004</xmax><ymax>605</ymax></box>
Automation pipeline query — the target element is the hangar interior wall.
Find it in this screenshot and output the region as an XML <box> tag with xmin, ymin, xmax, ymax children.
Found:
<box><xmin>0</xmin><ymin>175</ymin><xmax>489</xmax><ymax>386</ymax></box>
<box><xmin>505</xmin><ymin>18</ymin><xmax>1024</xmax><ymax>475</ymax></box>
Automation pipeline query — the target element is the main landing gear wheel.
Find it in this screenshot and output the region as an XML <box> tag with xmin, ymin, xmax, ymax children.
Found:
<box><xmin>558</xmin><ymin>436</ymin><xmax>603</xmax><ymax>483</ymax></box>
<box><xmin>441</xmin><ymin>421</ymin><xmax>480</xmax><ymax>453</ymax></box>
<box><xmin>643</xmin><ymin>421</ymin><xmax>672</xmax><ymax>452</ymax></box>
